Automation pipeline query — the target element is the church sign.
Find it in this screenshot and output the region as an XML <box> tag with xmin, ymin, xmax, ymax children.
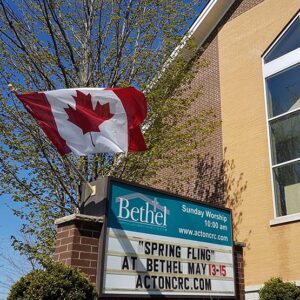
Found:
<box><xmin>99</xmin><ymin>178</ymin><xmax>235</xmax><ymax>298</ymax></box>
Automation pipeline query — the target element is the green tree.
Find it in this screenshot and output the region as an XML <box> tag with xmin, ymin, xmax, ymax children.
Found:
<box><xmin>259</xmin><ymin>277</ymin><xmax>300</xmax><ymax>300</ymax></box>
<box><xmin>0</xmin><ymin>0</ymin><xmax>217</xmax><ymax>262</ymax></box>
<box><xmin>8</xmin><ymin>261</ymin><xmax>98</xmax><ymax>300</ymax></box>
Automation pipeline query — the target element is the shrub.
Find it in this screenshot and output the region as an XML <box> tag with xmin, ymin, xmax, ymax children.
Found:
<box><xmin>8</xmin><ymin>261</ymin><xmax>98</xmax><ymax>300</ymax></box>
<box><xmin>259</xmin><ymin>277</ymin><xmax>300</xmax><ymax>300</ymax></box>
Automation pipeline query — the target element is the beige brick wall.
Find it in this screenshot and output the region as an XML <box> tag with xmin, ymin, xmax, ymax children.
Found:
<box><xmin>219</xmin><ymin>0</ymin><xmax>300</xmax><ymax>287</ymax></box>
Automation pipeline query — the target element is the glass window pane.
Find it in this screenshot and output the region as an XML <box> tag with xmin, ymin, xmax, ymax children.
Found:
<box><xmin>266</xmin><ymin>64</ymin><xmax>300</xmax><ymax>117</ymax></box>
<box><xmin>273</xmin><ymin>161</ymin><xmax>300</xmax><ymax>216</ymax></box>
<box><xmin>270</xmin><ymin>111</ymin><xmax>300</xmax><ymax>164</ymax></box>
<box><xmin>265</xmin><ymin>16</ymin><xmax>300</xmax><ymax>63</ymax></box>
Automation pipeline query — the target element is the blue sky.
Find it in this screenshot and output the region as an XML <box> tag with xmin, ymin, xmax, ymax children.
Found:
<box><xmin>0</xmin><ymin>196</ymin><xmax>31</xmax><ymax>299</ymax></box>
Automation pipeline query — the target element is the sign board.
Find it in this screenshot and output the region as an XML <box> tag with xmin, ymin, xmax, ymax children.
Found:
<box><xmin>100</xmin><ymin>178</ymin><xmax>235</xmax><ymax>297</ymax></box>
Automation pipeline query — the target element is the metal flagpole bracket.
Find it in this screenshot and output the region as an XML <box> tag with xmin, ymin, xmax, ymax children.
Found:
<box><xmin>79</xmin><ymin>177</ymin><xmax>108</xmax><ymax>217</ymax></box>
<box><xmin>63</xmin><ymin>155</ymin><xmax>97</xmax><ymax>198</ymax></box>
<box><xmin>87</xmin><ymin>182</ymin><xmax>96</xmax><ymax>196</ymax></box>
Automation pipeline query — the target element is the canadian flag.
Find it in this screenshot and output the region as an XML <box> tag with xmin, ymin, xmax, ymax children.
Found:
<box><xmin>16</xmin><ymin>87</ymin><xmax>147</xmax><ymax>155</ymax></box>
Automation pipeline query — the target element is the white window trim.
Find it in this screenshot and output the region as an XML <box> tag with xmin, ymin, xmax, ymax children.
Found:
<box><xmin>263</xmin><ymin>48</ymin><xmax>300</xmax><ymax>78</ymax></box>
<box><xmin>270</xmin><ymin>212</ymin><xmax>300</xmax><ymax>226</ymax></box>
<box><xmin>268</xmin><ymin>105</ymin><xmax>300</xmax><ymax>122</ymax></box>
<box><xmin>262</xmin><ymin>62</ymin><xmax>278</xmax><ymax>222</ymax></box>
<box><xmin>272</xmin><ymin>157</ymin><xmax>300</xmax><ymax>169</ymax></box>
<box><xmin>262</xmin><ymin>12</ymin><xmax>300</xmax><ymax>223</ymax></box>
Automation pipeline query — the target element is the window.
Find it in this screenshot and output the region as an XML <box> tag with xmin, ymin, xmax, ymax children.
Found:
<box><xmin>263</xmin><ymin>13</ymin><xmax>300</xmax><ymax>218</ymax></box>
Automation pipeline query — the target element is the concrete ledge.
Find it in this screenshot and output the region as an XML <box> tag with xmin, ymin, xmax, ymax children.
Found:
<box><xmin>270</xmin><ymin>212</ymin><xmax>300</xmax><ymax>226</ymax></box>
<box><xmin>234</xmin><ymin>241</ymin><xmax>246</xmax><ymax>248</ymax></box>
<box><xmin>55</xmin><ymin>213</ymin><xmax>104</xmax><ymax>225</ymax></box>
<box><xmin>245</xmin><ymin>284</ymin><xmax>262</xmax><ymax>292</ymax></box>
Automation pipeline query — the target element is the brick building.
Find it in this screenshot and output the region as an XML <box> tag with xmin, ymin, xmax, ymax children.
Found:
<box><xmin>170</xmin><ymin>0</ymin><xmax>299</xmax><ymax>298</ymax></box>
<box><xmin>55</xmin><ymin>0</ymin><xmax>300</xmax><ymax>299</ymax></box>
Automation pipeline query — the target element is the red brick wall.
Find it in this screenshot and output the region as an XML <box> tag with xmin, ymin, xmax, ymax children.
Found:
<box><xmin>54</xmin><ymin>216</ymin><xmax>102</xmax><ymax>283</ymax></box>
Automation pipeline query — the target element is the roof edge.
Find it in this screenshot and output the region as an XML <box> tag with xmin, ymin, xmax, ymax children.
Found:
<box><xmin>148</xmin><ymin>0</ymin><xmax>236</xmax><ymax>89</ymax></box>
<box><xmin>167</xmin><ymin>0</ymin><xmax>236</xmax><ymax>63</ymax></box>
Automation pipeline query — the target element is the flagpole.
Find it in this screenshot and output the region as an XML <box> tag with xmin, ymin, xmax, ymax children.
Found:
<box><xmin>63</xmin><ymin>155</ymin><xmax>96</xmax><ymax>196</ymax></box>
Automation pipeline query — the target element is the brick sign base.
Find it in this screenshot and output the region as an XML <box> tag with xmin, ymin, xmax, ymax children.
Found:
<box><xmin>54</xmin><ymin>214</ymin><xmax>103</xmax><ymax>284</ymax></box>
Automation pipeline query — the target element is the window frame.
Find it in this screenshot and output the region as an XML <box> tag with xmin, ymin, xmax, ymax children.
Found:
<box><xmin>262</xmin><ymin>12</ymin><xmax>300</xmax><ymax>225</ymax></box>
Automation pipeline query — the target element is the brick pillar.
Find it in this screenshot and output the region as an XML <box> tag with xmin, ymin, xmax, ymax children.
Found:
<box><xmin>54</xmin><ymin>214</ymin><xmax>103</xmax><ymax>283</ymax></box>
<box><xmin>234</xmin><ymin>242</ymin><xmax>246</xmax><ymax>300</ymax></box>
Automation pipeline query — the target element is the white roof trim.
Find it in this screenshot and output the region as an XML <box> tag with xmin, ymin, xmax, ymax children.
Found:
<box><xmin>149</xmin><ymin>0</ymin><xmax>236</xmax><ymax>88</ymax></box>
<box><xmin>172</xmin><ymin>0</ymin><xmax>236</xmax><ymax>60</ymax></box>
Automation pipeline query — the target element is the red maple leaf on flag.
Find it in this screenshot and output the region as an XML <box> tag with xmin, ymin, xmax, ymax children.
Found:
<box><xmin>64</xmin><ymin>90</ymin><xmax>114</xmax><ymax>134</ymax></box>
